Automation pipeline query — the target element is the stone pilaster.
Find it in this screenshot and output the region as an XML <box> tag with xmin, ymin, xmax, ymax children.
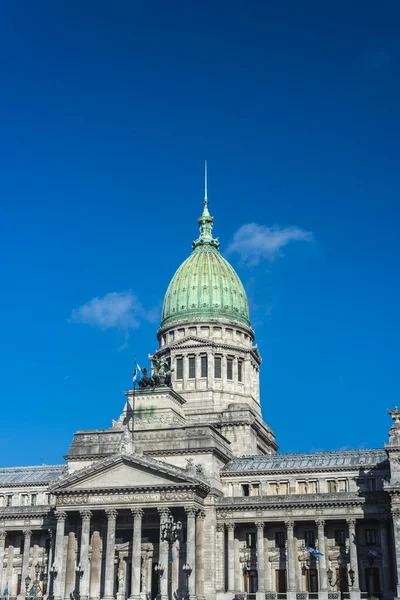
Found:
<box><xmin>79</xmin><ymin>510</ymin><xmax>92</xmax><ymax>600</ymax></box>
<box><xmin>264</xmin><ymin>528</ymin><xmax>271</xmax><ymax>592</ymax></box>
<box><xmin>21</xmin><ymin>529</ymin><xmax>33</xmax><ymax>594</ymax></box>
<box><xmin>316</xmin><ymin>519</ymin><xmax>328</xmax><ymax>600</ymax></box>
<box><xmin>0</xmin><ymin>531</ymin><xmax>7</xmax><ymax>595</ymax></box>
<box><xmin>285</xmin><ymin>521</ymin><xmax>296</xmax><ymax>600</ymax></box>
<box><xmin>185</xmin><ymin>507</ymin><xmax>197</xmax><ymax>600</ymax></box>
<box><xmin>226</xmin><ymin>522</ymin><xmax>235</xmax><ymax>592</ymax></box>
<box><xmin>347</xmin><ymin>519</ymin><xmax>360</xmax><ymax>600</ymax></box>
<box><xmin>54</xmin><ymin>512</ymin><xmax>67</xmax><ymax>600</ymax></box>
<box><xmin>130</xmin><ymin>509</ymin><xmax>143</xmax><ymax>600</ymax></box>
<box><xmin>256</xmin><ymin>521</ymin><xmax>265</xmax><ymax>600</ymax></box>
<box><xmin>195</xmin><ymin>511</ymin><xmax>205</xmax><ymax>600</ymax></box>
<box><xmin>215</xmin><ymin>524</ymin><xmax>225</xmax><ymax>592</ymax></box>
<box><xmin>158</xmin><ymin>507</ymin><xmax>170</xmax><ymax>600</ymax></box>
<box><xmin>103</xmin><ymin>509</ymin><xmax>118</xmax><ymax>600</ymax></box>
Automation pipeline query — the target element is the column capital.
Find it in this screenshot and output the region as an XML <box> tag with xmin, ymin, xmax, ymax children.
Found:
<box><xmin>316</xmin><ymin>519</ymin><xmax>326</xmax><ymax>529</ymax></box>
<box><xmin>55</xmin><ymin>511</ymin><xmax>67</xmax><ymax>522</ymax></box>
<box><xmin>23</xmin><ymin>529</ymin><xmax>32</xmax><ymax>539</ymax></box>
<box><xmin>105</xmin><ymin>509</ymin><xmax>118</xmax><ymax>520</ymax></box>
<box><xmin>0</xmin><ymin>531</ymin><xmax>6</xmax><ymax>541</ymax></box>
<box><xmin>196</xmin><ymin>510</ymin><xmax>206</xmax><ymax>521</ymax></box>
<box><xmin>80</xmin><ymin>509</ymin><xmax>92</xmax><ymax>521</ymax></box>
<box><xmin>216</xmin><ymin>523</ymin><xmax>225</xmax><ymax>533</ymax></box>
<box><xmin>226</xmin><ymin>521</ymin><xmax>235</xmax><ymax>532</ymax></box>
<box><xmin>184</xmin><ymin>506</ymin><xmax>198</xmax><ymax>518</ymax></box>
<box><xmin>255</xmin><ymin>521</ymin><xmax>265</xmax><ymax>531</ymax></box>
<box><xmin>285</xmin><ymin>520</ymin><xmax>294</xmax><ymax>531</ymax></box>
<box><xmin>131</xmin><ymin>508</ymin><xmax>144</xmax><ymax>518</ymax></box>
<box><xmin>346</xmin><ymin>518</ymin><xmax>357</xmax><ymax>528</ymax></box>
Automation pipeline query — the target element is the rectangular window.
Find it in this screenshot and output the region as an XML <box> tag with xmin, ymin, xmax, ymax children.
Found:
<box><xmin>269</xmin><ymin>483</ymin><xmax>278</xmax><ymax>496</ymax></box>
<box><xmin>242</xmin><ymin>484</ymin><xmax>250</xmax><ymax>497</ymax></box>
<box><xmin>275</xmin><ymin>531</ymin><xmax>285</xmax><ymax>548</ymax></box>
<box><xmin>337</xmin><ymin>479</ymin><xmax>347</xmax><ymax>492</ymax></box>
<box><xmin>335</xmin><ymin>530</ymin><xmax>346</xmax><ymax>546</ymax></box>
<box><xmin>251</xmin><ymin>484</ymin><xmax>260</xmax><ymax>496</ymax></box>
<box><xmin>365</xmin><ymin>529</ymin><xmax>377</xmax><ymax>545</ymax></box>
<box><xmin>304</xmin><ymin>531</ymin><xmax>315</xmax><ymax>548</ymax></box>
<box><xmin>201</xmin><ymin>355</ymin><xmax>208</xmax><ymax>378</ymax></box>
<box><xmin>227</xmin><ymin>357</ymin><xmax>233</xmax><ymax>380</ymax></box>
<box><xmin>298</xmin><ymin>481</ymin><xmax>307</xmax><ymax>494</ymax></box>
<box><xmin>327</xmin><ymin>480</ymin><xmax>336</xmax><ymax>493</ymax></box>
<box><xmin>6</xmin><ymin>495</ymin><xmax>12</xmax><ymax>507</ymax></box>
<box><xmin>214</xmin><ymin>356</ymin><xmax>222</xmax><ymax>378</ymax></box>
<box><xmin>176</xmin><ymin>357</ymin><xmax>183</xmax><ymax>380</ymax></box>
<box><xmin>246</xmin><ymin>532</ymin><xmax>256</xmax><ymax>548</ymax></box>
<box><xmin>188</xmin><ymin>356</ymin><xmax>196</xmax><ymax>379</ymax></box>
<box><xmin>309</xmin><ymin>481</ymin><xmax>317</xmax><ymax>494</ymax></box>
<box><xmin>280</xmin><ymin>482</ymin><xmax>289</xmax><ymax>495</ymax></box>
<box><xmin>31</xmin><ymin>494</ymin><xmax>37</xmax><ymax>506</ymax></box>
<box><xmin>238</xmin><ymin>360</ymin><xmax>243</xmax><ymax>382</ymax></box>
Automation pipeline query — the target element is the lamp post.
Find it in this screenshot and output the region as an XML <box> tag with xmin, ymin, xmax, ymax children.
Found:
<box><xmin>160</xmin><ymin>515</ymin><xmax>182</xmax><ymax>600</ymax></box>
<box><xmin>25</xmin><ymin>564</ymin><xmax>45</xmax><ymax>600</ymax></box>
<box><xmin>327</xmin><ymin>566</ymin><xmax>355</xmax><ymax>590</ymax></box>
<box><xmin>74</xmin><ymin>564</ymin><xmax>84</xmax><ymax>600</ymax></box>
<box><xmin>182</xmin><ymin>564</ymin><xmax>192</xmax><ymax>600</ymax></box>
<box><xmin>154</xmin><ymin>563</ymin><xmax>164</xmax><ymax>600</ymax></box>
<box><xmin>48</xmin><ymin>565</ymin><xmax>57</xmax><ymax>600</ymax></box>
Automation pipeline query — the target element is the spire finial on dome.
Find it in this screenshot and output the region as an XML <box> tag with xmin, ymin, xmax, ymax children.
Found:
<box><xmin>202</xmin><ymin>160</ymin><xmax>210</xmax><ymax>217</ymax></box>
<box><xmin>192</xmin><ymin>161</ymin><xmax>220</xmax><ymax>250</ymax></box>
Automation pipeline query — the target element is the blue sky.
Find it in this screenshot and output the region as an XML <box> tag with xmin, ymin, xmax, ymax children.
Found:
<box><xmin>1</xmin><ymin>1</ymin><xmax>400</xmax><ymax>466</ymax></box>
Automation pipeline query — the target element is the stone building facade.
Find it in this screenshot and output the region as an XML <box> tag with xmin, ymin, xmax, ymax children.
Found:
<box><xmin>1</xmin><ymin>190</ymin><xmax>400</xmax><ymax>600</ymax></box>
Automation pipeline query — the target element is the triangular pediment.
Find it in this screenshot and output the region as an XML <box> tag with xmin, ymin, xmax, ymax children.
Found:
<box><xmin>169</xmin><ymin>336</ymin><xmax>211</xmax><ymax>349</ymax></box>
<box><xmin>50</xmin><ymin>453</ymin><xmax>208</xmax><ymax>493</ymax></box>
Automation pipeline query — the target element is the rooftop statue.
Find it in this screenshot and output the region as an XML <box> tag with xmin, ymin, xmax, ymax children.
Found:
<box><xmin>148</xmin><ymin>354</ymin><xmax>173</xmax><ymax>387</ymax></box>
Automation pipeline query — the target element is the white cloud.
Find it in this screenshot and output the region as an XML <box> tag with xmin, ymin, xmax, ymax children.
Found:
<box><xmin>226</xmin><ymin>222</ymin><xmax>313</xmax><ymax>266</ymax></box>
<box><xmin>69</xmin><ymin>291</ymin><xmax>158</xmax><ymax>331</ymax></box>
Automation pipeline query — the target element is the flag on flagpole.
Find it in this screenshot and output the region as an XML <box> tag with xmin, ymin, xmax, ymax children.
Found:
<box><xmin>367</xmin><ymin>549</ymin><xmax>381</xmax><ymax>558</ymax></box>
<box><xmin>29</xmin><ymin>585</ymin><xmax>35</xmax><ymax>597</ymax></box>
<box><xmin>4</xmin><ymin>582</ymin><xmax>8</xmax><ymax>596</ymax></box>
<box><xmin>307</xmin><ymin>546</ymin><xmax>323</xmax><ymax>559</ymax></box>
<box><xmin>132</xmin><ymin>361</ymin><xmax>143</xmax><ymax>387</ymax></box>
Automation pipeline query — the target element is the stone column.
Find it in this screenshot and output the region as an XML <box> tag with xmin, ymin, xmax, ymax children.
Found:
<box><xmin>379</xmin><ymin>517</ymin><xmax>391</xmax><ymax>599</ymax></box>
<box><xmin>226</xmin><ymin>522</ymin><xmax>235</xmax><ymax>592</ymax></box>
<box><xmin>264</xmin><ymin>529</ymin><xmax>272</xmax><ymax>592</ymax></box>
<box><xmin>20</xmin><ymin>529</ymin><xmax>33</xmax><ymax>596</ymax></box>
<box><xmin>185</xmin><ymin>507</ymin><xmax>197</xmax><ymax>600</ymax></box>
<box><xmin>347</xmin><ymin>519</ymin><xmax>360</xmax><ymax>600</ymax></box>
<box><xmin>103</xmin><ymin>509</ymin><xmax>118</xmax><ymax>600</ymax></box>
<box><xmin>316</xmin><ymin>519</ymin><xmax>328</xmax><ymax>597</ymax></box>
<box><xmin>215</xmin><ymin>524</ymin><xmax>225</xmax><ymax>591</ymax></box>
<box><xmin>285</xmin><ymin>521</ymin><xmax>296</xmax><ymax>599</ymax></box>
<box><xmin>79</xmin><ymin>510</ymin><xmax>92</xmax><ymax>600</ymax></box>
<box><xmin>130</xmin><ymin>509</ymin><xmax>143</xmax><ymax>600</ymax></box>
<box><xmin>158</xmin><ymin>508</ymin><xmax>170</xmax><ymax>600</ymax></box>
<box><xmin>45</xmin><ymin>529</ymin><xmax>55</xmax><ymax>600</ymax></box>
<box><xmin>54</xmin><ymin>512</ymin><xmax>67</xmax><ymax>600</ymax></box>
<box><xmin>0</xmin><ymin>531</ymin><xmax>7</xmax><ymax>595</ymax></box>
<box><xmin>195</xmin><ymin>512</ymin><xmax>205</xmax><ymax>600</ymax></box>
<box><xmin>256</xmin><ymin>521</ymin><xmax>265</xmax><ymax>600</ymax></box>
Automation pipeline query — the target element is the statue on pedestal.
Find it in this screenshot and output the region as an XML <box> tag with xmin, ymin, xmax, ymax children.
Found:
<box><xmin>148</xmin><ymin>354</ymin><xmax>173</xmax><ymax>387</ymax></box>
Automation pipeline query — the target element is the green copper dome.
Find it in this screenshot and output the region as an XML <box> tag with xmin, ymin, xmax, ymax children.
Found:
<box><xmin>161</xmin><ymin>190</ymin><xmax>251</xmax><ymax>329</ymax></box>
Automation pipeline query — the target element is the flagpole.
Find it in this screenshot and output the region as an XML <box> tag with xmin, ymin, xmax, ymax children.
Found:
<box><xmin>132</xmin><ymin>356</ymin><xmax>136</xmax><ymax>442</ymax></box>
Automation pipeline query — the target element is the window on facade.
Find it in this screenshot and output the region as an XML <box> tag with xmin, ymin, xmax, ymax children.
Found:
<box><xmin>200</xmin><ymin>355</ymin><xmax>208</xmax><ymax>378</ymax></box>
<box><xmin>304</xmin><ymin>531</ymin><xmax>315</xmax><ymax>548</ymax></box>
<box><xmin>337</xmin><ymin>479</ymin><xmax>347</xmax><ymax>492</ymax></box>
<box><xmin>214</xmin><ymin>356</ymin><xmax>222</xmax><ymax>378</ymax></box>
<box><xmin>327</xmin><ymin>480</ymin><xmax>336</xmax><ymax>493</ymax></box>
<box><xmin>188</xmin><ymin>356</ymin><xmax>196</xmax><ymax>379</ymax></box>
<box><xmin>246</xmin><ymin>532</ymin><xmax>256</xmax><ymax>548</ymax></box>
<box><xmin>309</xmin><ymin>481</ymin><xmax>317</xmax><ymax>494</ymax></box>
<box><xmin>47</xmin><ymin>494</ymin><xmax>51</xmax><ymax>505</ymax></box>
<box><xmin>22</xmin><ymin>494</ymin><xmax>30</xmax><ymax>506</ymax></box>
<box><xmin>251</xmin><ymin>484</ymin><xmax>260</xmax><ymax>496</ymax></box>
<box><xmin>227</xmin><ymin>358</ymin><xmax>233</xmax><ymax>380</ymax></box>
<box><xmin>365</xmin><ymin>529</ymin><xmax>377</xmax><ymax>545</ymax></box>
<box><xmin>366</xmin><ymin>478</ymin><xmax>376</xmax><ymax>491</ymax></box>
<box><xmin>242</xmin><ymin>484</ymin><xmax>250</xmax><ymax>497</ymax></box>
<box><xmin>334</xmin><ymin>530</ymin><xmax>346</xmax><ymax>546</ymax></box>
<box><xmin>176</xmin><ymin>357</ymin><xmax>183</xmax><ymax>380</ymax></box>
<box><xmin>269</xmin><ymin>483</ymin><xmax>278</xmax><ymax>496</ymax></box>
<box><xmin>6</xmin><ymin>495</ymin><xmax>12</xmax><ymax>507</ymax></box>
<box><xmin>298</xmin><ymin>481</ymin><xmax>307</xmax><ymax>494</ymax></box>
<box><xmin>280</xmin><ymin>482</ymin><xmax>289</xmax><ymax>495</ymax></box>
<box><xmin>238</xmin><ymin>360</ymin><xmax>243</xmax><ymax>382</ymax></box>
<box><xmin>31</xmin><ymin>494</ymin><xmax>37</xmax><ymax>506</ymax></box>
<box><xmin>275</xmin><ymin>531</ymin><xmax>285</xmax><ymax>548</ymax></box>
